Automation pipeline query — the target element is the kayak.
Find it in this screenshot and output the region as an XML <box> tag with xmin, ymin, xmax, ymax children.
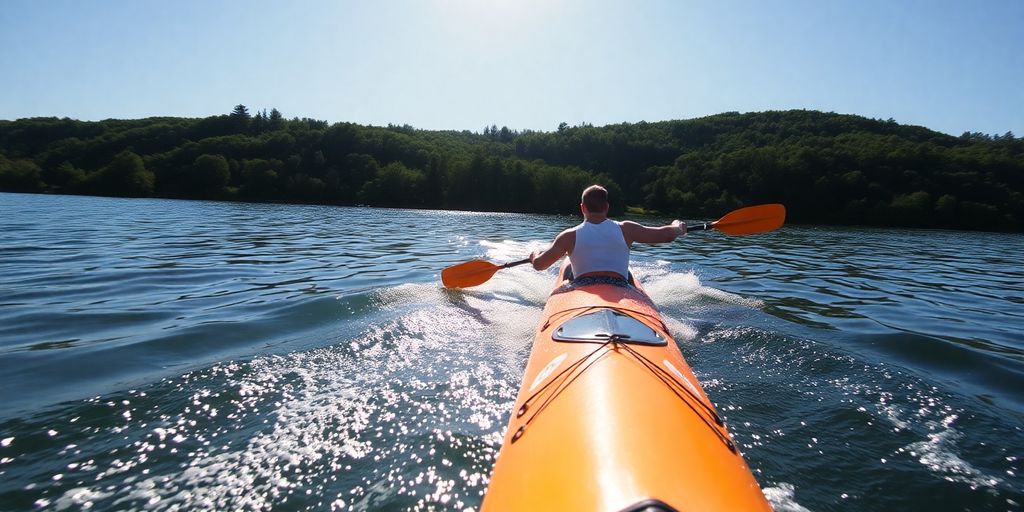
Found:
<box><xmin>481</xmin><ymin>262</ymin><xmax>771</xmax><ymax>511</ymax></box>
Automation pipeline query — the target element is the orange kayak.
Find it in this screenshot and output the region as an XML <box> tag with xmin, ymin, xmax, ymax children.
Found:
<box><xmin>482</xmin><ymin>263</ymin><xmax>771</xmax><ymax>511</ymax></box>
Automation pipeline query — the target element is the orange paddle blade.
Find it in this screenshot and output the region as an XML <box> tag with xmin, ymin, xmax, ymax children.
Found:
<box><xmin>712</xmin><ymin>204</ymin><xmax>786</xmax><ymax>235</ymax></box>
<box><xmin>442</xmin><ymin>260</ymin><xmax>502</xmax><ymax>288</ymax></box>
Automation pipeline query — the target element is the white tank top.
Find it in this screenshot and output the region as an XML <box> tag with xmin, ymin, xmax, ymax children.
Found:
<box><xmin>569</xmin><ymin>219</ymin><xmax>629</xmax><ymax>279</ymax></box>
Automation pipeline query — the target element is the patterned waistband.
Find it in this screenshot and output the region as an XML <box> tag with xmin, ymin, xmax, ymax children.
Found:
<box><xmin>551</xmin><ymin>275</ymin><xmax>633</xmax><ymax>295</ymax></box>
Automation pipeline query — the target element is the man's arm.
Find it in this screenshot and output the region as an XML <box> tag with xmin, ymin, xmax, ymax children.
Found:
<box><xmin>620</xmin><ymin>220</ymin><xmax>686</xmax><ymax>245</ymax></box>
<box><xmin>530</xmin><ymin>229</ymin><xmax>575</xmax><ymax>270</ymax></box>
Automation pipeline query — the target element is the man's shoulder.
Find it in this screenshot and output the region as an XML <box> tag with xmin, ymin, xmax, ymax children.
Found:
<box><xmin>563</xmin><ymin>222</ymin><xmax>585</xmax><ymax>234</ymax></box>
<box><xmin>618</xmin><ymin>219</ymin><xmax>643</xmax><ymax>231</ymax></box>
<box><xmin>617</xmin><ymin>220</ymin><xmax>649</xmax><ymax>245</ymax></box>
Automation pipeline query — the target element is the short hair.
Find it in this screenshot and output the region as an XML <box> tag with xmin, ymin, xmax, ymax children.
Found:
<box><xmin>581</xmin><ymin>185</ymin><xmax>609</xmax><ymax>212</ymax></box>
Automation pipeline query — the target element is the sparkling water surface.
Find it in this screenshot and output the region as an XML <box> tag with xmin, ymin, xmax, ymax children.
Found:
<box><xmin>1</xmin><ymin>193</ymin><xmax>1021</xmax><ymax>511</ymax></box>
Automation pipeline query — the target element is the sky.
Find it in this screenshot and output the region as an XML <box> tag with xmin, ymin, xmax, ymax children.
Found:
<box><xmin>1</xmin><ymin>0</ymin><xmax>1021</xmax><ymax>136</ymax></box>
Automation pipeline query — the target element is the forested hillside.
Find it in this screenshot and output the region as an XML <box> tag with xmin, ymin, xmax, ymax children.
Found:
<box><xmin>1</xmin><ymin>107</ymin><xmax>1021</xmax><ymax>231</ymax></box>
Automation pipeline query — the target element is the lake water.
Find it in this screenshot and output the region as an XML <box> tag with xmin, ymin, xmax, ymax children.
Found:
<box><xmin>0</xmin><ymin>192</ymin><xmax>1021</xmax><ymax>511</ymax></box>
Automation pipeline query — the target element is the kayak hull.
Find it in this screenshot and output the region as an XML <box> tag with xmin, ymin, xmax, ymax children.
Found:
<box><xmin>482</xmin><ymin>264</ymin><xmax>770</xmax><ymax>511</ymax></box>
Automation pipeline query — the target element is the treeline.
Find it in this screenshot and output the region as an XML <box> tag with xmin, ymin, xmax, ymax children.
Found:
<box><xmin>1</xmin><ymin>107</ymin><xmax>1021</xmax><ymax>230</ymax></box>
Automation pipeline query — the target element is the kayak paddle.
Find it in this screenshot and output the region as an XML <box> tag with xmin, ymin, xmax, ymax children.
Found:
<box><xmin>442</xmin><ymin>258</ymin><xmax>532</xmax><ymax>289</ymax></box>
<box><xmin>687</xmin><ymin>203</ymin><xmax>786</xmax><ymax>235</ymax></box>
<box><xmin>441</xmin><ymin>203</ymin><xmax>786</xmax><ymax>288</ymax></box>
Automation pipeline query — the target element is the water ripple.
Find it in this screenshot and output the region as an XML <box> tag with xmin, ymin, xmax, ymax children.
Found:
<box><xmin>1</xmin><ymin>193</ymin><xmax>1022</xmax><ymax>511</ymax></box>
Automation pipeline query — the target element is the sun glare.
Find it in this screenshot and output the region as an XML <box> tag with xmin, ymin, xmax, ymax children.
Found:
<box><xmin>435</xmin><ymin>0</ymin><xmax>553</xmax><ymax>39</ymax></box>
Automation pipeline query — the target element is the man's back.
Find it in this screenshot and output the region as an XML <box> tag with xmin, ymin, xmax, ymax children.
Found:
<box><xmin>569</xmin><ymin>219</ymin><xmax>629</xmax><ymax>279</ymax></box>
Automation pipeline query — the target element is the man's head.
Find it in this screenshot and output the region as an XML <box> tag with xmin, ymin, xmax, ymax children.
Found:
<box><xmin>581</xmin><ymin>185</ymin><xmax>609</xmax><ymax>214</ymax></box>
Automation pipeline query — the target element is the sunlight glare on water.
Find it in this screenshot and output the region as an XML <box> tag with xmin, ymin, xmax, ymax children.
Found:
<box><xmin>15</xmin><ymin>270</ymin><xmax>544</xmax><ymax>511</ymax></box>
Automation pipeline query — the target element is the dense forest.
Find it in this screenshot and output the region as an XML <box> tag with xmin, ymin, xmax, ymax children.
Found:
<box><xmin>1</xmin><ymin>106</ymin><xmax>1021</xmax><ymax>231</ymax></box>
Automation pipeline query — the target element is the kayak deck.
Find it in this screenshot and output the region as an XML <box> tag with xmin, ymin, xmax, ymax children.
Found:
<box><xmin>482</xmin><ymin>264</ymin><xmax>770</xmax><ymax>511</ymax></box>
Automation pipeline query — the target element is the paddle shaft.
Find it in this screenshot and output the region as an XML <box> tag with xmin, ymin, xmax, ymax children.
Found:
<box><xmin>501</xmin><ymin>258</ymin><xmax>532</xmax><ymax>269</ymax></box>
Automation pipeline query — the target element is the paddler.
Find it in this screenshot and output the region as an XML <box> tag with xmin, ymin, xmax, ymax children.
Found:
<box><xmin>529</xmin><ymin>184</ymin><xmax>687</xmax><ymax>282</ymax></box>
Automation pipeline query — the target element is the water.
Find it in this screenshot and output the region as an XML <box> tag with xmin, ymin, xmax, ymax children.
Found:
<box><xmin>0</xmin><ymin>192</ymin><xmax>1021</xmax><ymax>511</ymax></box>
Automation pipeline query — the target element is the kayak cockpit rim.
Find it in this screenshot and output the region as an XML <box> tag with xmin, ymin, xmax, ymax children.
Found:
<box><xmin>552</xmin><ymin>308</ymin><xmax>667</xmax><ymax>346</ymax></box>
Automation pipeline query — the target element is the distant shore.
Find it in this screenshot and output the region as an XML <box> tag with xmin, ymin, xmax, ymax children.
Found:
<box><xmin>2</xmin><ymin>108</ymin><xmax>1021</xmax><ymax>231</ymax></box>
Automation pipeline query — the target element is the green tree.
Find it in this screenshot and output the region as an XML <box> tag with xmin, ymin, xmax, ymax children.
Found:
<box><xmin>889</xmin><ymin>191</ymin><xmax>933</xmax><ymax>226</ymax></box>
<box><xmin>42</xmin><ymin>161</ymin><xmax>86</xmax><ymax>191</ymax></box>
<box><xmin>358</xmin><ymin>162</ymin><xmax>425</xmax><ymax>206</ymax></box>
<box><xmin>341</xmin><ymin>153</ymin><xmax>380</xmax><ymax>201</ymax></box>
<box><xmin>89</xmin><ymin>150</ymin><xmax>154</xmax><ymax>196</ymax></box>
<box><xmin>230</xmin><ymin>104</ymin><xmax>250</xmax><ymax>119</ymax></box>
<box><xmin>229</xmin><ymin>104</ymin><xmax>251</xmax><ymax>133</ymax></box>
<box><xmin>187</xmin><ymin>154</ymin><xmax>231</xmax><ymax>196</ymax></box>
<box><xmin>287</xmin><ymin>173</ymin><xmax>326</xmax><ymax>201</ymax></box>
<box><xmin>252</xmin><ymin>109</ymin><xmax>268</xmax><ymax>134</ymax></box>
<box><xmin>240</xmin><ymin>160</ymin><xmax>280</xmax><ymax>199</ymax></box>
<box><xmin>268</xmin><ymin>108</ymin><xmax>284</xmax><ymax>131</ymax></box>
<box><xmin>935</xmin><ymin>193</ymin><xmax>958</xmax><ymax>222</ymax></box>
<box><xmin>0</xmin><ymin>155</ymin><xmax>44</xmax><ymax>192</ymax></box>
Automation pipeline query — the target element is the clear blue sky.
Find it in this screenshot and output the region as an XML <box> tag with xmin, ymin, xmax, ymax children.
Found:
<box><xmin>1</xmin><ymin>0</ymin><xmax>1021</xmax><ymax>136</ymax></box>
